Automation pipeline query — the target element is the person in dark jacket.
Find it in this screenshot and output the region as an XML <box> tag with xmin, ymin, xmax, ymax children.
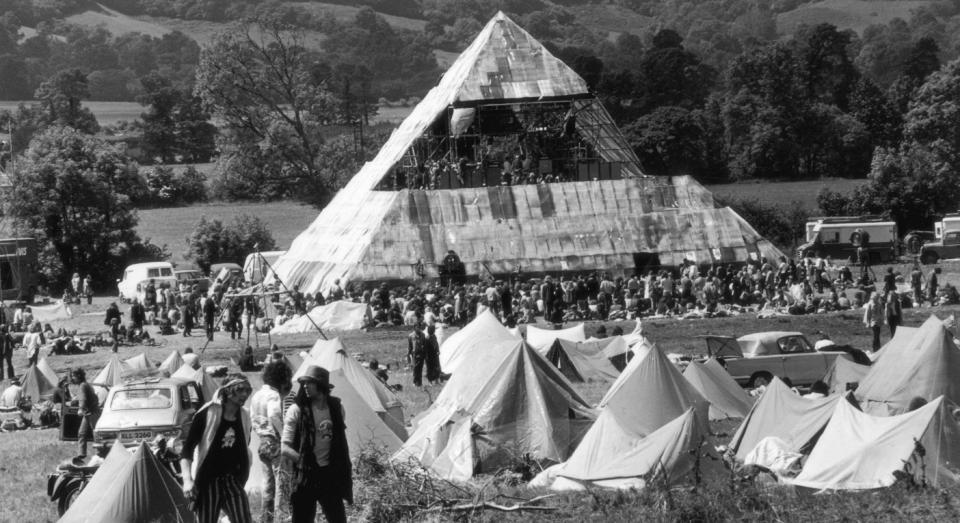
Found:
<box><xmin>104</xmin><ymin>302</ymin><xmax>122</xmax><ymax>341</ymax></box>
<box><xmin>70</xmin><ymin>368</ymin><xmax>100</xmax><ymax>461</ymax></box>
<box><xmin>203</xmin><ymin>295</ymin><xmax>217</xmax><ymax>342</ymax></box>
<box><xmin>281</xmin><ymin>366</ymin><xmax>351</xmax><ymax>523</ymax></box>
<box><xmin>129</xmin><ymin>299</ymin><xmax>146</xmax><ymax>331</ymax></box>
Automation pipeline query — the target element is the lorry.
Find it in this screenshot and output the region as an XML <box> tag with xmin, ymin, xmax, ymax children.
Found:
<box><xmin>0</xmin><ymin>237</ymin><xmax>38</xmax><ymax>302</ymax></box>
<box><xmin>934</xmin><ymin>213</ymin><xmax>960</xmax><ymax>240</ymax></box>
<box><xmin>797</xmin><ymin>216</ymin><xmax>897</xmax><ymax>263</ymax></box>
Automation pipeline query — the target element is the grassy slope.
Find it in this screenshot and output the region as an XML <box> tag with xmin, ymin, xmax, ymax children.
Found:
<box><xmin>777</xmin><ymin>0</ymin><xmax>933</xmax><ymax>35</ymax></box>
<box><xmin>707</xmin><ymin>178</ymin><xmax>865</xmax><ymax>211</ymax></box>
<box><xmin>136</xmin><ymin>201</ymin><xmax>319</xmax><ymax>264</ymax></box>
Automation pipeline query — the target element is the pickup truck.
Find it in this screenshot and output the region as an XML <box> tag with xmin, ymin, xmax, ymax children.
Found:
<box><xmin>700</xmin><ymin>332</ymin><xmax>854</xmax><ymax>388</ymax></box>
<box><xmin>920</xmin><ymin>230</ymin><xmax>960</xmax><ymax>264</ymax></box>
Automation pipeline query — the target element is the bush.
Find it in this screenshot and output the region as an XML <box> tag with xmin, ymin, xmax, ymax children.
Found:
<box><xmin>143</xmin><ymin>165</ymin><xmax>208</xmax><ymax>206</ymax></box>
<box><xmin>184</xmin><ymin>214</ymin><xmax>276</xmax><ymax>273</ymax></box>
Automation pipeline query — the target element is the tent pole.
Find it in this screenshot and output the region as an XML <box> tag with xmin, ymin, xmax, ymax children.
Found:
<box><xmin>256</xmin><ymin>247</ymin><xmax>327</xmax><ymax>340</ymax></box>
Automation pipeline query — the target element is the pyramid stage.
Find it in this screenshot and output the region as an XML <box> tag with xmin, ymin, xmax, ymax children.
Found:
<box><xmin>269</xmin><ymin>12</ymin><xmax>783</xmax><ymax>295</ymax></box>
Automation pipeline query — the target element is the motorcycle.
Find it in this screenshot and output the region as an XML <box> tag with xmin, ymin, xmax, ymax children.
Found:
<box><xmin>47</xmin><ymin>440</ymin><xmax>182</xmax><ymax>515</ymax></box>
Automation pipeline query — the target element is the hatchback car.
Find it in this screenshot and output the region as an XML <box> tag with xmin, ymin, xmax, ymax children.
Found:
<box><xmin>93</xmin><ymin>377</ymin><xmax>204</xmax><ymax>448</ymax></box>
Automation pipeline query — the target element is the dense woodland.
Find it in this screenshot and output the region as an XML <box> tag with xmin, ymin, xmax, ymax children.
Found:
<box><xmin>0</xmin><ymin>1</ymin><xmax>959</xmax><ymax>209</ymax></box>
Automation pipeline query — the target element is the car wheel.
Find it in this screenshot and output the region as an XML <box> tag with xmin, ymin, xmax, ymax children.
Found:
<box><xmin>57</xmin><ymin>480</ymin><xmax>84</xmax><ymax>516</ymax></box>
<box><xmin>749</xmin><ymin>371</ymin><xmax>774</xmax><ymax>388</ymax></box>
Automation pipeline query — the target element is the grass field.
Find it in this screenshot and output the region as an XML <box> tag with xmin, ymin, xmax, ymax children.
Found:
<box><xmin>137</xmin><ymin>201</ymin><xmax>318</xmax><ymax>264</ymax></box>
<box><xmin>707</xmin><ymin>178</ymin><xmax>865</xmax><ymax>211</ymax></box>
<box><xmin>777</xmin><ymin>0</ymin><xmax>932</xmax><ymax>35</ymax></box>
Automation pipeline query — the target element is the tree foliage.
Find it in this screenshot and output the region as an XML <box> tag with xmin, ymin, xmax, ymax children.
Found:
<box><xmin>196</xmin><ymin>17</ymin><xmax>339</xmax><ymax>204</ymax></box>
<box><xmin>138</xmin><ymin>72</ymin><xmax>217</xmax><ymax>164</ymax></box>
<box><xmin>184</xmin><ymin>214</ymin><xmax>276</xmax><ymax>273</ymax></box>
<box><xmin>5</xmin><ymin>127</ymin><xmax>153</xmax><ymax>289</ymax></box>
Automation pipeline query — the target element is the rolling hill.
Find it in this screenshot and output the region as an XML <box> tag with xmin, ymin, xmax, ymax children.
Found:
<box><xmin>777</xmin><ymin>0</ymin><xmax>932</xmax><ymax>35</ymax></box>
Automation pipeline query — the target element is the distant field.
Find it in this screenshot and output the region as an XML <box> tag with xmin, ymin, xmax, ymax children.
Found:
<box><xmin>565</xmin><ymin>3</ymin><xmax>654</xmax><ymax>36</ymax></box>
<box><xmin>290</xmin><ymin>2</ymin><xmax>426</xmax><ymax>31</ymax></box>
<box><xmin>707</xmin><ymin>178</ymin><xmax>865</xmax><ymax>212</ymax></box>
<box><xmin>0</xmin><ymin>101</ymin><xmax>142</xmax><ymax>126</ymax></box>
<box><xmin>65</xmin><ymin>3</ymin><xmax>172</xmax><ymax>38</ymax></box>
<box><xmin>777</xmin><ymin>0</ymin><xmax>932</xmax><ymax>34</ymax></box>
<box><xmin>137</xmin><ymin>201</ymin><xmax>319</xmax><ymax>263</ymax></box>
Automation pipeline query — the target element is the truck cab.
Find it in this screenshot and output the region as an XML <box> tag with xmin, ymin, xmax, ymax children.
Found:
<box><xmin>920</xmin><ymin>230</ymin><xmax>960</xmax><ymax>264</ymax></box>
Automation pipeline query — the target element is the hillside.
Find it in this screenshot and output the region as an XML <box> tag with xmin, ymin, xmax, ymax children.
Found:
<box><xmin>778</xmin><ymin>0</ymin><xmax>933</xmax><ymax>35</ymax></box>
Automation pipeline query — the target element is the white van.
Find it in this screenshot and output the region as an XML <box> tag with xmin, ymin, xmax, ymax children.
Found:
<box><xmin>117</xmin><ymin>262</ymin><xmax>177</xmax><ymax>302</ymax></box>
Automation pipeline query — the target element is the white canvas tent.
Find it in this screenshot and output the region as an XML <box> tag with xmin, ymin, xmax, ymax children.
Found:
<box><xmin>822</xmin><ymin>356</ymin><xmax>871</xmax><ymax>395</ymax></box>
<box><xmin>60</xmin><ymin>442</ymin><xmax>191</xmax><ymax>522</ymax></box>
<box><xmin>393</xmin><ymin>339</ymin><xmax>594</xmax><ymax>481</ymax></box>
<box><xmin>598</xmin><ymin>343</ymin><xmax>710</xmax><ymax>436</ymax></box>
<box><xmin>158</xmin><ymin>350</ymin><xmax>184</xmax><ymax>375</ymax></box>
<box><xmin>543</xmin><ymin>338</ymin><xmax>621</xmax><ymax>383</ymax></box>
<box><xmin>124</xmin><ymin>353</ymin><xmax>152</xmax><ymax>371</ymax></box>
<box><xmin>300</xmin><ymin>338</ymin><xmax>406</xmax><ymax>439</ymax></box>
<box><xmin>92</xmin><ymin>355</ymin><xmax>128</xmax><ymax>388</ymax></box>
<box><xmin>438</xmin><ymin>309</ymin><xmax>519</xmax><ymax>374</ymax></box>
<box><xmin>527</xmin><ymin>323</ymin><xmax>586</xmax><ymax>352</ymax></box>
<box><xmin>856</xmin><ymin>315</ymin><xmax>960</xmax><ymax>415</ymax></box>
<box><xmin>792</xmin><ymin>396</ymin><xmax>960</xmax><ymax>489</ymax></box>
<box><xmin>271</xmin><ymin>300</ymin><xmax>372</xmax><ymax>334</ymax></box>
<box><xmin>728</xmin><ymin>377</ymin><xmax>840</xmax><ymax>462</ymax></box>
<box><xmin>532</xmin><ymin>407</ymin><xmax>718</xmax><ymax>490</ymax></box>
<box><xmin>682</xmin><ymin>358</ymin><xmax>753</xmax><ymax>420</ymax></box>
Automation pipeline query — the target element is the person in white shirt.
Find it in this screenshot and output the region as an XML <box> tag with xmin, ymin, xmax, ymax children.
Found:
<box><xmin>250</xmin><ymin>361</ymin><xmax>293</xmax><ymax>523</ymax></box>
<box><xmin>0</xmin><ymin>378</ymin><xmax>22</xmax><ymax>407</ymax></box>
<box><xmin>182</xmin><ymin>347</ymin><xmax>200</xmax><ymax>370</ymax></box>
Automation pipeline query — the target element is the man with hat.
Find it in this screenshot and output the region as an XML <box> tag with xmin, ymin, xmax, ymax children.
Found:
<box><xmin>281</xmin><ymin>365</ymin><xmax>351</xmax><ymax>523</ymax></box>
<box><xmin>181</xmin><ymin>373</ymin><xmax>254</xmax><ymax>523</ymax></box>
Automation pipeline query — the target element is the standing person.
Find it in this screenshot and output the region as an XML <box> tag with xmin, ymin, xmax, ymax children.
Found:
<box><xmin>425</xmin><ymin>324</ymin><xmax>441</xmax><ymax>384</ymax></box>
<box><xmin>104</xmin><ymin>302</ymin><xmax>122</xmax><ymax>340</ymax></box>
<box><xmin>183</xmin><ymin>300</ymin><xmax>195</xmax><ymax>337</ymax></box>
<box><xmin>883</xmin><ymin>267</ymin><xmax>897</xmax><ymax>294</ymax></box>
<box><xmin>23</xmin><ymin>322</ymin><xmax>43</xmax><ymax>366</ymax></box>
<box><xmin>407</xmin><ymin>322</ymin><xmax>427</xmax><ymax>387</ymax></box>
<box><xmin>281</xmin><ymin>366</ymin><xmax>352</xmax><ymax>523</ymax></box>
<box><xmin>70</xmin><ymin>368</ymin><xmax>100</xmax><ymax>462</ymax></box>
<box><xmin>180</xmin><ymin>374</ymin><xmax>254</xmax><ymax>523</ymax></box>
<box><xmin>129</xmin><ymin>299</ymin><xmax>145</xmax><ymax>331</ymax></box>
<box><xmin>82</xmin><ymin>274</ymin><xmax>94</xmax><ymax>305</ymax></box>
<box><xmin>928</xmin><ymin>267</ymin><xmax>941</xmax><ymax>305</ymax></box>
<box><xmin>911</xmin><ymin>264</ymin><xmax>924</xmax><ymax>306</ymax></box>
<box><xmin>885</xmin><ymin>290</ymin><xmax>902</xmax><ymax>336</ymax></box>
<box><xmin>251</xmin><ymin>362</ymin><xmax>293</xmax><ymax>523</ymax></box>
<box><xmin>0</xmin><ymin>325</ymin><xmax>13</xmax><ymax>380</ymax></box>
<box><xmin>71</xmin><ymin>273</ymin><xmax>81</xmax><ymax>301</ymax></box>
<box><xmin>863</xmin><ymin>292</ymin><xmax>885</xmax><ymax>351</ymax></box>
<box><xmin>203</xmin><ymin>295</ymin><xmax>217</xmax><ymax>342</ymax></box>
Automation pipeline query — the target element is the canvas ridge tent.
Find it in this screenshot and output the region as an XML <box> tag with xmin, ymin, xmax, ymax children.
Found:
<box><xmin>60</xmin><ymin>441</ymin><xmax>192</xmax><ymax>522</ymax></box>
<box><xmin>598</xmin><ymin>343</ymin><xmax>710</xmax><ymax>436</ymax></box>
<box><xmin>728</xmin><ymin>377</ymin><xmax>840</xmax><ymax>462</ymax></box>
<box><xmin>527</xmin><ymin>323</ymin><xmax>586</xmax><ymax>353</ymax></box>
<box><xmin>438</xmin><ymin>309</ymin><xmax>519</xmax><ymax>374</ymax></box>
<box><xmin>266</xmin><ymin>12</ymin><xmax>783</xmax><ymax>295</ymax></box>
<box><xmin>20</xmin><ymin>361</ymin><xmax>57</xmax><ymax>402</ymax></box>
<box><xmin>531</xmin><ymin>407</ymin><xmax>721</xmax><ymax>491</ymax></box>
<box><xmin>543</xmin><ymin>338</ymin><xmax>621</xmax><ymax>383</ymax></box>
<box><xmin>856</xmin><ymin>315</ymin><xmax>960</xmax><ymax>415</ymax></box>
<box><xmin>158</xmin><ymin>350</ymin><xmax>184</xmax><ymax>375</ymax></box>
<box><xmin>394</xmin><ymin>339</ymin><xmax>595</xmax><ymax>481</ymax></box>
<box><xmin>822</xmin><ymin>356</ymin><xmax>871</xmax><ymax>395</ymax></box>
<box><xmin>682</xmin><ymin>358</ymin><xmax>753</xmax><ymax>421</ymax></box>
<box><xmin>92</xmin><ymin>355</ymin><xmax>128</xmax><ymax>388</ymax></box>
<box><xmin>792</xmin><ymin>395</ymin><xmax>960</xmax><ymax>489</ymax></box>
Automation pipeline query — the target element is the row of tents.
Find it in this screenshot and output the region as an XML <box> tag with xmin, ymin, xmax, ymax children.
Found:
<box><xmin>49</xmin><ymin>311</ymin><xmax>960</xmax><ymax>523</ymax></box>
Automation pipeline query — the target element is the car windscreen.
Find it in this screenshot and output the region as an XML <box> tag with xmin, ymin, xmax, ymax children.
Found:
<box><xmin>110</xmin><ymin>388</ymin><xmax>173</xmax><ymax>410</ymax></box>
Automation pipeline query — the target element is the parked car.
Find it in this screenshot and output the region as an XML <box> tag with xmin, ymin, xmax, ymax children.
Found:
<box><xmin>174</xmin><ymin>268</ymin><xmax>211</xmax><ymax>294</ymax></box>
<box><xmin>700</xmin><ymin>331</ymin><xmax>857</xmax><ymax>388</ymax></box>
<box><xmin>93</xmin><ymin>376</ymin><xmax>204</xmax><ymax>448</ymax></box>
<box><xmin>117</xmin><ymin>262</ymin><xmax>177</xmax><ymax>302</ymax></box>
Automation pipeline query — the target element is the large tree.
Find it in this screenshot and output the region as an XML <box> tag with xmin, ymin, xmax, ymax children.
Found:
<box><xmin>195</xmin><ymin>17</ymin><xmax>339</xmax><ymax>204</ymax></box>
<box><xmin>138</xmin><ymin>72</ymin><xmax>217</xmax><ymax>164</ymax></box>
<box><xmin>6</xmin><ymin>127</ymin><xmax>148</xmax><ymax>288</ymax></box>
<box><xmin>34</xmin><ymin>69</ymin><xmax>100</xmax><ymax>134</ymax></box>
